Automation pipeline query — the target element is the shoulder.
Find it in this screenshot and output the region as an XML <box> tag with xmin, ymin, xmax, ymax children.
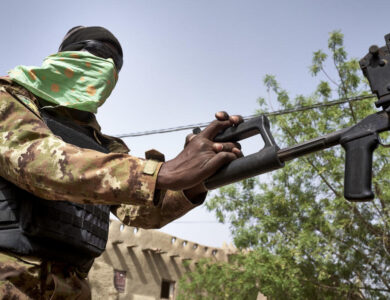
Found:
<box><xmin>0</xmin><ymin>76</ymin><xmax>41</xmax><ymax>117</ymax></box>
<box><xmin>100</xmin><ymin>133</ymin><xmax>130</xmax><ymax>153</ymax></box>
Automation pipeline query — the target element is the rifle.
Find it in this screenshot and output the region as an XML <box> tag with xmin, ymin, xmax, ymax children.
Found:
<box><xmin>204</xmin><ymin>33</ymin><xmax>390</xmax><ymax>202</ymax></box>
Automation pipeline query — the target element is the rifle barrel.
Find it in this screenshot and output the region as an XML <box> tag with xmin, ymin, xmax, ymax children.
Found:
<box><xmin>277</xmin><ymin>128</ymin><xmax>348</xmax><ymax>162</ymax></box>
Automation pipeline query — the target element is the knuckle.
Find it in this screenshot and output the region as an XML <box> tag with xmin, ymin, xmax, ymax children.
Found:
<box><xmin>185</xmin><ymin>134</ymin><xmax>196</xmax><ymax>146</ymax></box>
<box><xmin>220</xmin><ymin>152</ymin><xmax>232</xmax><ymax>160</ymax></box>
<box><xmin>212</xmin><ymin>143</ymin><xmax>221</xmax><ymax>151</ymax></box>
<box><xmin>198</xmin><ymin>140</ymin><xmax>208</xmax><ymax>149</ymax></box>
<box><xmin>185</xmin><ymin>134</ymin><xmax>192</xmax><ymax>142</ymax></box>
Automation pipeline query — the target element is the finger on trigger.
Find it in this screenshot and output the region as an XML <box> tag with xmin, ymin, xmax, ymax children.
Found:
<box><xmin>215</xmin><ymin>111</ymin><xmax>229</xmax><ymax>121</ymax></box>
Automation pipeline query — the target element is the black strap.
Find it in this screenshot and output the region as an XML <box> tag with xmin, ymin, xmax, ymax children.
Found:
<box><xmin>40</xmin><ymin>110</ymin><xmax>109</xmax><ymax>154</ymax></box>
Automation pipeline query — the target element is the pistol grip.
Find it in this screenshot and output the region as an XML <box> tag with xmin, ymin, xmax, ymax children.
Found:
<box><xmin>341</xmin><ymin>134</ymin><xmax>378</xmax><ymax>202</ymax></box>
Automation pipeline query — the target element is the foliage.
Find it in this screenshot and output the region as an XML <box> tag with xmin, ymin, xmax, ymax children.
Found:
<box><xmin>177</xmin><ymin>256</ymin><xmax>259</xmax><ymax>300</ymax></box>
<box><xmin>177</xmin><ymin>31</ymin><xmax>390</xmax><ymax>299</ymax></box>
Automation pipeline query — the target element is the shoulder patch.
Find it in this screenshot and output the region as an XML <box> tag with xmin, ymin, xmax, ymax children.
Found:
<box><xmin>14</xmin><ymin>94</ymin><xmax>40</xmax><ymax>116</ymax></box>
<box><xmin>143</xmin><ymin>159</ymin><xmax>159</xmax><ymax>175</ymax></box>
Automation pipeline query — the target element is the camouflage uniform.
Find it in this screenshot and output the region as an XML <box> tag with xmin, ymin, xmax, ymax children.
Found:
<box><xmin>0</xmin><ymin>77</ymin><xmax>203</xmax><ymax>299</ymax></box>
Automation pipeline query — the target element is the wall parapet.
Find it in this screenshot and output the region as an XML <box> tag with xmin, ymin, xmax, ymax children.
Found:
<box><xmin>89</xmin><ymin>220</ymin><xmax>238</xmax><ymax>299</ymax></box>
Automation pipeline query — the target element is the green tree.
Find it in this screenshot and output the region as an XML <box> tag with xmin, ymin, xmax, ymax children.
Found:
<box><xmin>177</xmin><ymin>31</ymin><xmax>390</xmax><ymax>299</ymax></box>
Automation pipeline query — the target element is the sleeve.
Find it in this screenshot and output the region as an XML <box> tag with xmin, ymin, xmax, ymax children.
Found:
<box><xmin>0</xmin><ymin>88</ymin><xmax>161</xmax><ymax>206</ymax></box>
<box><xmin>111</xmin><ymin>190</ymin><xmax>206</xmax><ymax>229</ymax></box>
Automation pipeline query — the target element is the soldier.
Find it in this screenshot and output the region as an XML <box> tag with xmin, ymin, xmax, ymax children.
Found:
<box><xmin>0</xmin><ymin>26</ymin><xmax>242</xmax><ymax>299</ymax></box>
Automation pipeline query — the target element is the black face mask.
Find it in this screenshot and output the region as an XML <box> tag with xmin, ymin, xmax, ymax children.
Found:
<box><xmin>60</xmin><ymin>40</ymin><xmax>123</xmax><ymax>72</ymax></box>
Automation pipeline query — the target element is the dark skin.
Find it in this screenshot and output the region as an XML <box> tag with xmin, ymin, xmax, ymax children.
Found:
<box><xmin>157</xmin><ymin>111</ymin><xmax>243</xmax><ymax>200</ymax></box>
<box><xmin>87</xmin><ymin>46</ymin><xmax>244</xmax><ymax>200</ymax></box>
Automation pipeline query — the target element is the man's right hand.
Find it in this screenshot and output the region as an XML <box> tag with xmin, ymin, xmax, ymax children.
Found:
<box><xmin>156</xmin><ymin>112</ymin><xmax>243</xmax><ymax>191</ymax></box>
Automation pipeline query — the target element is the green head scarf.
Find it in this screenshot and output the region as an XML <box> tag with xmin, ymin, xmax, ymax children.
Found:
<box><xmin>8</xmin><ymin>51</ymin><xmax>118</xmax><ymax>113</ymax></box>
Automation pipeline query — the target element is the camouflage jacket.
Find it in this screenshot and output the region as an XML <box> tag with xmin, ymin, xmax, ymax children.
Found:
<box><xmin>0</xmin><ymin>77</ymin><xmax>202</xmax><ymax>229</ymax></box>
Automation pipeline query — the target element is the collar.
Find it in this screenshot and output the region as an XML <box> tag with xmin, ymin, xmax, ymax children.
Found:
<box><xmin>0</xmin><ymin>76</ymin><xmax>129</xmax><ymax>154</ymax></box>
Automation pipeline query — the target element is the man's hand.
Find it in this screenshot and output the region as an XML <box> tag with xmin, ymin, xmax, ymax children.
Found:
<box><xmin>156</xmin><ymin>112</ymin><xmax>243</xmax><ymax>192</ymax></box>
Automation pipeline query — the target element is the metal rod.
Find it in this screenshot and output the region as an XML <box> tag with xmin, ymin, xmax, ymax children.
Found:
<box><xmin>277</xmin><ymin>128</ymin><xmax>349</xmax><ymax>162</ymax></box>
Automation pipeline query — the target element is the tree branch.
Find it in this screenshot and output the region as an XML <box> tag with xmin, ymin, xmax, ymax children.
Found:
<box><xmin>333</xmin><ymin>59</ymin><xmax>357</xmax><ymax>123</ymax></box>
<box><xmin>282</xmin><ymin>124</ymin><xmax>340</xmax><ymax>197</ymax></box>
<box><xmin>321</xmin><ymin>66</ymin><xmax>339</xmax><ymax>87</ymax></box>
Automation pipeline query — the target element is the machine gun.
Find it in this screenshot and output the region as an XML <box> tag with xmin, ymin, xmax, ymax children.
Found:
<box><xmin>204</xmin><ymin>33</ymin><xmax>390</xmax><ymax>202</ymax></box>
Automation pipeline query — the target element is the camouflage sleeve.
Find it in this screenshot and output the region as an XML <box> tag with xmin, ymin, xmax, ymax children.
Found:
<box><xmin>111</xmin><ymin>190</ymin><xmax>205</xmax><ymax>229</ymax></box>
<box><xmin>0</xmin><ymin>88</ymin><xmax>160</xmax><ymax>206</ymax></box>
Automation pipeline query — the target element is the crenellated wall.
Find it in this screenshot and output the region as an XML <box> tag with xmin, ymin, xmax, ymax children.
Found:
<box><xmin>88</xmin><ymin>220</ymin><xmax>237</xmax><ymax>300</ymax></box>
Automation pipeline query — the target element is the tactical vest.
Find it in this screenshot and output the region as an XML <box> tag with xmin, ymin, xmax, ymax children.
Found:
<box><xmin>0</xmin><ymin>109</ymin><xmax>111</xmax><ymax>271</ymax></box>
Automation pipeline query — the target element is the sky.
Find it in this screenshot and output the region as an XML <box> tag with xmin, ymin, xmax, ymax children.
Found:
<box><xmin>2</xmin><ymin>0</ymin><xmax>390</xmax><ymax>247</ymax></box>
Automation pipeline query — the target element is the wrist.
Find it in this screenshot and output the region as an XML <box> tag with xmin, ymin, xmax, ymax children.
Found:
<box><xmin>156</xmin><ymin>162</ymin><xmax>170</xmax><ymax>190</ymax></box>
<box><xmin>184</xmin><ymin>184</ymin><xmax>208</xmax><ymax>204</ymax></box>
